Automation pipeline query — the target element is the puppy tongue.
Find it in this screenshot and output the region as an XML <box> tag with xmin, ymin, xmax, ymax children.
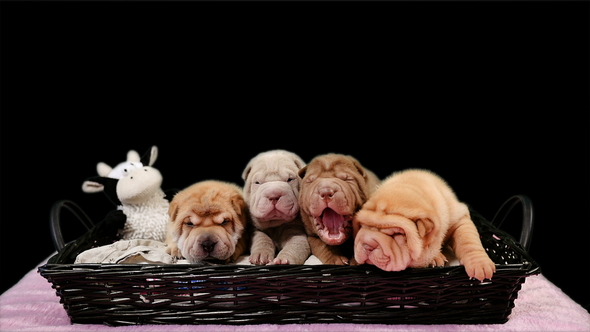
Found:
<box><xmin>323</xmin><ymin>208</ymin><xmax>345</xmax><ymax>237</ymax></box>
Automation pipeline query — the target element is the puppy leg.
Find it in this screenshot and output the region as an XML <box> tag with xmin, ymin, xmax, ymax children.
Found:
<box><xmin>273</xmin><ymin>232</ymin><xmax>310</xmax><ymax>265</ymax></box>
<box><xmin>228</xmin><ymin>234</ymin><xmax>249</xmax><ymax>263</ymax></box>
<box><xmin>165</xmin><ymin>242</ymin><xmax>183</xmax><ymax>259</ymax></box>
<box><xmin>447</xmin><ymin>216</ymin><xmax>496</xmax><ymax>282</ymax></box>
<box><xmin>349</xmin><ymin>257</ymin><xmax>359</xmax><ymax>265</ymax></box>
<box><xmin>429</xmin><ymin>251</ymin><xmax>448</xmax><ymax>267</ymax></box>
<box><xmin>249</xmin><ymin>229</ymin><xmax>276</xmax><ymax>265</ymax></box>
<box><xmin>165</xmin><ymin>230</ymin><xmax>183</xmax><ymax>259</ymax></box>
<box><xmin>308</xmin><ymin>236</ymin><xmax>349</xmax><ymax>265</ymax></box>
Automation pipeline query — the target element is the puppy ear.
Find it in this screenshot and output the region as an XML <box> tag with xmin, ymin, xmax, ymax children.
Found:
<box><xmin>292</xmin><ymin>156</ymin><xmax>306</xmax><ymax>170</ymax></box>
<box><xmin>350</xmin><ymin>158</ymin><xmax>368</xmax><ymax>179</ymax></box>
<box><xmin>242</xmin><ymin>163</ymin><xmax>252</xmax><ymax>181</ymax></box>
<box><xmin>298</xmin><ymin>165</ymin><xmax>308</xmax><ymax>178</ymax></box>
<box><xmin>231</xmin><ymin>194</ymin><xmax>247</xmax><ymax>218</ymax></box>
<box><xmin>168</xmin><ymin>199</ymin><xmax>179</xmax><ymax>222</ymax></box>
<box><xmin>415</xmin><ymin>218</ymin><xmax>435</xmax><ymax>238</ymax></box>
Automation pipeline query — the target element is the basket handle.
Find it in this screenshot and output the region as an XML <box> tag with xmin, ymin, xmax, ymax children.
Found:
<box><xmin>490</xmin><ymin>194</ymin><xmax>534</xmax><ymax>252</ymax></box>
<box><xmin>50</xmin><ymin>200</ymin><xmax>95</xmax><ymax>252</ymax></box>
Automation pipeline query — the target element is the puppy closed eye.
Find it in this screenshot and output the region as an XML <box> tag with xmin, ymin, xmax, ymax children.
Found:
<box><xmin>381</xmin><ymin>227</ymin><xmax>406</xmax><ymax>236</ymax></box>
<box><xmin>305</xmin><ymin>175</ymin><xmax>317</xmax><ymax>183</ymax></box>
<box><xmin>339</xmin><ymin>174</ymin><xmax>356</xmax><ymax>183</ymax></box>
<box><xmin>183</xmin><ymin>217</ymin><xmax>196</xmax><ymax>228</ymax></box>
<box><xmin>220</xmin><ymin>219</ymin><xmax>231</xmax><ymax>226</ymax></box>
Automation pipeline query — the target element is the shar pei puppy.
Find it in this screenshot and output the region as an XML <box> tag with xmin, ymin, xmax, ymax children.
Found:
<box><xmin>165</xmin><ymin>180</ymin><xmax>250</xmax><ymax>264</ymax></box>
<box><xmin>298</xmin><ymin>153</ymin><xmax>380</xmax><ymax>265</ymax></box>
<box><xmin>242</xmin><ymin>149</ymin><xmax>311</xmax><ymax>265</ymax></box>
<box><xmin>353</xmin><ymin>169</ymin><xmax>496</xmax><ymax>282</ymax></box>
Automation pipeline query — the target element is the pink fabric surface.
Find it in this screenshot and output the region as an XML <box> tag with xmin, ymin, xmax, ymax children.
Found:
<box><xmin>1</xmin><ymin>256</ymin><xmax>589</xmax><ymax>332</ymax></box>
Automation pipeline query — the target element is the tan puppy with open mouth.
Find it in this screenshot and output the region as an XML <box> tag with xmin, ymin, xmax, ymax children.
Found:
<box><xmin>298</xmin><ymin>153</ymin><xmax>380</xmax><ymax>265</ymax></box>
<box><xmin>165</xmin><ymin>180</ymin><xmax>250</xmax><ymax>264</ymax></box>
<box><xmin>353</xmin><ymin>169</ymin><xmax>496</xmax><ymax>282</ymax></box>
<box><xmin>242</xmin><ymin>149</ymin><xmax>310</xmax><ymax>265</ymax></box>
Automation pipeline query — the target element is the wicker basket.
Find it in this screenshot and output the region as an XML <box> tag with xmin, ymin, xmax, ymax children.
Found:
<box><xmin>38</xmin><ymin>195</ymin><xmax>540</xmax><ymax>326</ymax></box>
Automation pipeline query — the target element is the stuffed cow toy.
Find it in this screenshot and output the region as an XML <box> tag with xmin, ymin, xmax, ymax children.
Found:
<box><xmin>81</xmin><ymin>145</ymin><xmax>175</xmax><ymax>242</ymax></box>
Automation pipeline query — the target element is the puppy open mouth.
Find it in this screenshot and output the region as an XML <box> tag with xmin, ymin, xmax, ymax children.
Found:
<box><xmin>314</xmin><ymin>207</ymin><xmax>352</xmax><ymax>245</ymax></box>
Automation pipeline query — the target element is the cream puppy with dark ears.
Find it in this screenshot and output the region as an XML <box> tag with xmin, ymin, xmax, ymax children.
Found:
<box><xmin>165</xmin><ymin>180</ymin><xmax>250</xmax><ymax>264</ymax></box>
<box><xmin>242</xmin><ymin>149</ymin><xmax>310</xmax><ymax>265</ymax></box>
<box><xmin>353</xmin><ymin>169</ymin><xmax>496</xmax><ymax>282</ymax></box>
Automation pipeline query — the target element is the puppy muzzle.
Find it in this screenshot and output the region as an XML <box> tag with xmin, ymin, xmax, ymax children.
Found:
<box><xmin>251</xmin><ymin>182</ymin><xmax>299</xmax><ymax>224</ymax></box>
<box><xmin>182</xmin><ymin>231</ymin><xmax>233</xmax><ymax>263</ymax></box>
<box><xmin>304</xmin><ymin>179</ymin><xmax>354</xmax><ymax>245</ymax></box>
<box><xmin>354</xmin><ymin>227</ymin><xmax>412</xmax><ymax>272</ymax></box>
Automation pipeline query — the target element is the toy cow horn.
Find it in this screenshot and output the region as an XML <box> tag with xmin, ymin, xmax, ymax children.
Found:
<box><xmin>140</xmin><ymin>146</ymin><xmax>158</xmax><ymax>167</ymax></box>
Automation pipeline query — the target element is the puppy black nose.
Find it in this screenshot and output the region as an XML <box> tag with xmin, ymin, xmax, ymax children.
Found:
<box><xmin>201</xmin><ymin>240</ymin><xmax>217</xmax><ymax>253</ymax></box>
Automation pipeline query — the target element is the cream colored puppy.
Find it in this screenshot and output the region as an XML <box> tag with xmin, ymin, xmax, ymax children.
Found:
<box><xmin>166</xmin><ymin>180</ymin><xmax>250</xmax><ymax>264</ymax></box>
<box><xmin>242</xmin><ymin>149</ymin><xmax>310</xmax><ymax>265</ymax></box>
<box><xmin>353</xmin><ymin>169</ymin><xmax>496</xmax><ymax>282</ymax></box>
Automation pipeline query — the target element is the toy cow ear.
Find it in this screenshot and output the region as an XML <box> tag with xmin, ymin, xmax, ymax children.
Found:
<box><xmin>82</xmin><ymin>176</ymin><xmax>122</xmax><ymax>206</ymax></box>
<box><xmin>127</xmin><ymin>150</ymin><xmax>141</xmax><ymax>162</ymax></box>
<box><xmin>141</xmin><ymin>146</ymin><xmax>158</xmax><ymax>166</ymax></box>
<box><xmin>82</xmin><ymin>180</ymin><xmax>104</xmax><ymax>193</ymax></box>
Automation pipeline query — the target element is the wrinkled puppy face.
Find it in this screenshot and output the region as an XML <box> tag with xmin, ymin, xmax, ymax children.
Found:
<box><xmin>242</xmin><ymin>150</ymin><xmax>305</xmax><ymax>230</ymax></box>
<box><xmin>298</xmin><ymin>154</ymin><xmax>373</xmax><ymax>246</ymax></box>
<box><xmin>168</xmin><ymin>181</ymin><xmax>247</xmax><ymax>263</ymax></box>
<box><xmin>353</xmin><ymin>207</ymin><xmax>436</xmax><ymax>271</ymax></box>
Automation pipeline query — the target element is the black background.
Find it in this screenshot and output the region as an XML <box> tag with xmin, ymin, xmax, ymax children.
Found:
<box><xmin>1</xmin><ymin>1</ymin><xmax>588</xmax><ymax>313</ymax></box>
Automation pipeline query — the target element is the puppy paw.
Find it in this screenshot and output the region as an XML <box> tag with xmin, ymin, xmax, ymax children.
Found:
<box><xmin>269</xmin><ymin>257</ymin><xmax>290</xmax><ymax>265</ymax></box>
<box><xmin>249</xmin><ymin>250</ymin><xmax>275</xmax><ymax>265</ymax></box>
<box><xmin>323</xmin><ymin>254</ymin><xmax>350</xmax><ymax>265</ymax></box>
<box><xmin>166</xmin><ymin>243</ymin><xmax>184</xmax><ymax>259</ymax></box>
<box><xmin>429</xmin><ymin>252</ymin><xmax>448</xmax><ymax>267</ymax></box>
<box><xmin>462</xmin><ymin>255</ymin><xmax>496</xmax><ymax>282</ymax></box>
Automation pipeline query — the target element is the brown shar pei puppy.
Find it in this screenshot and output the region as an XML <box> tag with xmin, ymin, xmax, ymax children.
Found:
<box><xmin>242</xmin><ymin>149</ymin><xmax>311</xmax><ymax>265</ymax></box>
<box><xmin>353</xmin><ymin>169</ymin><xmax>496</xmax><ymax>282</ymax></box>
<box><xmin>165</xmin><ymin>180</ymin><xmax>250</xmax><ymax>264</ymax></box>
<box><xmin>298</xmin><ymin>153</ymin><xmax>380</xmax><ymax>265</ymax></box>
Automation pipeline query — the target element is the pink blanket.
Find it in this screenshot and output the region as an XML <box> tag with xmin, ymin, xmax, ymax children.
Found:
<box><xmin>1</xmin><ymin>256</ymin><xmax>589</xmax><ymax>332</ymax></box>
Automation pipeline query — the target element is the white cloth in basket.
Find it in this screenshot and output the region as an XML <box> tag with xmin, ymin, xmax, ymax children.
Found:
<box><xmin>74</xmin><ymin>239</ymin><xmax>176</xmax><ymax>264</ymax></box>
<box><xmin>74</xmin><ymin>239</ymin><xmax>324</xmax><ymax>265</ymax></box>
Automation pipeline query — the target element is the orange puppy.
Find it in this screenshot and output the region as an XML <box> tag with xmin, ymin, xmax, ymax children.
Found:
<box><xmin>353</xmin><ymin>169</ymin><xmax>495</xmax><ymax>282</ymax></box>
